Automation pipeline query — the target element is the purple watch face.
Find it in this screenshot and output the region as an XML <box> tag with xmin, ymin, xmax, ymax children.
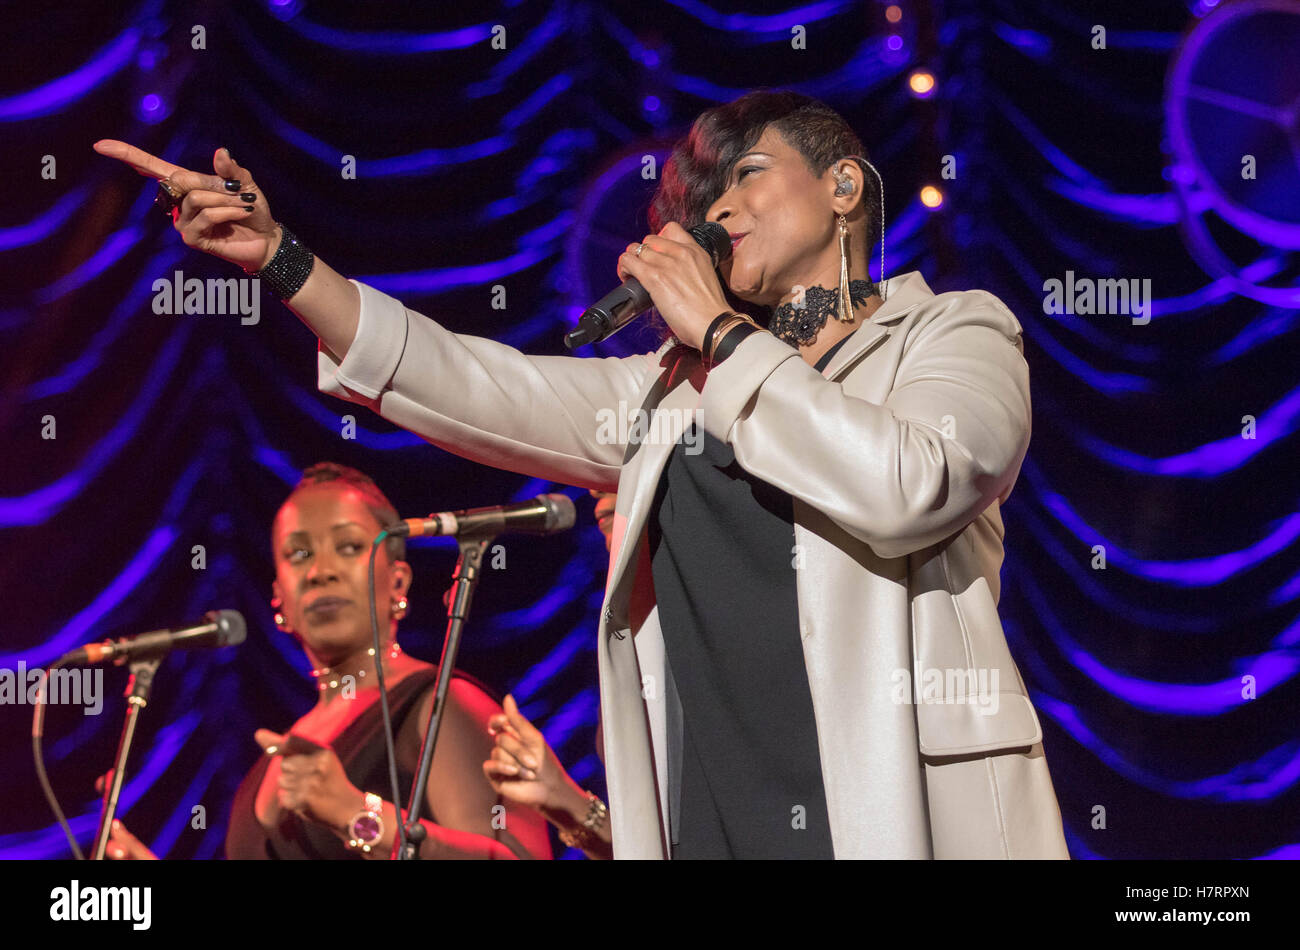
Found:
<box><xmin>352</xmin><ymin>814</ymin><xmax>381</xmax><ymax>841</ymax></box>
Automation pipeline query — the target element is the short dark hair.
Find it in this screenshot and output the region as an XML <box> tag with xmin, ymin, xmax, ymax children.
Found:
<box><xmin>647</xmin><ymin>89</ymin><xmax>881</xmax><ymax>340</ymax></box>
<box><xmin>275</xmin><ymin>462</ymin><xmax>406</xmax><ymax>563</ymax></box>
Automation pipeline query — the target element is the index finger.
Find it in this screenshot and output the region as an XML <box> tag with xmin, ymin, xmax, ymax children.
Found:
<box><xmin>254</xmin><ymin>728</ymin><xmax>287</xmax><ymax>755</ymax></box>
<box><xmin>93</xmin><ymin>139</ymin><xmax>179</xmax><ymax>180</ymax></box>
<box><xmin>93</xmin><ymin>139</ymin><xmax>231</xmax><ymax>194</ymax></box>
<box><xmin>502</xmin><ymin>694</ymin><xmax>540</xmax><ymax>741</ymax></box>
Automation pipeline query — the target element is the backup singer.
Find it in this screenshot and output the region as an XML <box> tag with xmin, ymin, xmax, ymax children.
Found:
<box><xmin>96</xmin><ymin>89</ymin><xmax>1068</xmax><ymax>858</ymax></box>
<box><xmin>107</xmin><ymin>463</ymin><xmax>551</xmax><ymax>860</ymax></box>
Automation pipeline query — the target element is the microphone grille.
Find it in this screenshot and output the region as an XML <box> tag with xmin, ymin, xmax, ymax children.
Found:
<box><xmin>539</xmin><ymin>494</ymin><xmax>577</xmax><ymax>533</ymax></box>
<box><xmin>690</xmin><ymin>221</ymin><xmax>732</xmax><ymax>266</ymax></box>
<box><xmin>205</xmin><ymin>610</ymin><xmax>247</xmax><ymax>646</ymax></box>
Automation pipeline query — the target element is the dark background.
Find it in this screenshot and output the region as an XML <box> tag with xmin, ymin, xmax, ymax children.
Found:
<box><xmin>1</xmin><ymin>0</ymin><xmax>1297</xmax><ymax>860</ymax></box>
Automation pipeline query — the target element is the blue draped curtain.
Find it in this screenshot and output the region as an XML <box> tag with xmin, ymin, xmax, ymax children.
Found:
<box><xmin>1</xmin><ymin>0</ymin><xmax>1295</xmax><ymax>860</ymax></box>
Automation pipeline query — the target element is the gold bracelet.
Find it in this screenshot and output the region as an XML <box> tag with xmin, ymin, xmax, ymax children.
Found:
<box><xmin>702</xmin><ymin>313</ymin><xmax>741</xmax><ymax>362</ymax></box>
<box><xmin>703</xmin><ymin>315</ymin><xmax>749</xmax><ymax>364</ymax></box>
<box><xmin>557</xmin><ymin>791</ymin><xmax>608</xmax><ymax>852</ymax></box>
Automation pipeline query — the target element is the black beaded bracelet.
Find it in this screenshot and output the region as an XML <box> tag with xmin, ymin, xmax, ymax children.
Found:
<box><xmin>709</xmin><ymin>321</ymin><xmax>761</xmax><ymax>366</ymax></box>
<box><xmin>253</xmin><ymin>223</ymin><xmax>314</xmax><ymax>300</ymax></box>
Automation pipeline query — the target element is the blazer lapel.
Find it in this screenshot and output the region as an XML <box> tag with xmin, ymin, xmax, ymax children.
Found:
<box><xmin>605</xmin><ymin>270</ymin><xmax>934</xmax><ymax>615</ymax></box>
<box><xmin>604</xmin><ymin>346</ymin><xmax>706</xmax><ymax>615</ymax></box>
<box><xmin>821</xmin><ymin>273</ymin><xmax>929</xmax><ymax>379</ymax></box>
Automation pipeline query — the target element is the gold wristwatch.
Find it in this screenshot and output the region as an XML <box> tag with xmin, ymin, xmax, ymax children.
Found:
<box><xmin>346</xmin><ymin>792</ymin><xmax>384</xmax><ymax>853</ymax></box>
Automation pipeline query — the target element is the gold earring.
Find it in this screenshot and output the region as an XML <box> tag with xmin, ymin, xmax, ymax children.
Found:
<box><xmin>837</xmin><ymin>214</ymin><xmax>854</xmax><ymax>323</ymax></box>
<box><xmin>271</xmin><ymin>596</ymin><xmax>291</xmax><ymax>632</ymax></box>
<box><xmin>391</xmin><ymin>597</ymin><xmax>408</xmax><ymax>620</ymax></box>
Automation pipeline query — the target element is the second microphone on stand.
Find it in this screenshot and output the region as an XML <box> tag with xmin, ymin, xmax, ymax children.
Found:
<box><xmin>389</xmin><ymin>494</ymin><xmax>576</xmax><ymax>539</ymax></box>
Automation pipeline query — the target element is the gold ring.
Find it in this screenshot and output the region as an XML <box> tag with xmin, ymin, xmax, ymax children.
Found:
<box><xmin>263</xmin><ymin>744</ymin><xmax>279</xmax><ymax>756</ymax></box>
<box><xmin>155</xmin><ymin>178</ymin><xmax>186</xmax><ymax>217</ymax></box>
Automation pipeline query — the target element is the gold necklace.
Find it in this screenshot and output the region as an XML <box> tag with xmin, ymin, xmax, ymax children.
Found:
<box><xmin>311</xmin><ymin>642</ymin><xmax>403</xmax><ymax>692</ymax></box>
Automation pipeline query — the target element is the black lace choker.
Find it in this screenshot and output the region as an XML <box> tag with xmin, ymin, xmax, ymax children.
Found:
<box><xmin>768</xmin><ymin>280</ymin><xmax>876</xmax><ymax>347</ymax></box>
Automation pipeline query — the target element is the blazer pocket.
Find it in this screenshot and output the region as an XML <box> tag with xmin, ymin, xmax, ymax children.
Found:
<box><xmin>913</xmin><ymin>549</ymin><xmax>1044</xmax><ymax>757</ymax></box>
<box><xmin>916</xmin><ymin>692</ymin><xmax>1043</xmax><ymax>757</ymax></box>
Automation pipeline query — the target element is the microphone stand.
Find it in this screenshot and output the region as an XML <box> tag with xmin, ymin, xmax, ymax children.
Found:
<box><xmin>396</xmin><ymin>534</ymin><xmax>492</xmax><ymax>859</ymax></box>
<box><xmin>91</xmin><ymin>656</ymin><xmax>161</xmax><ymax>860</ymax></box>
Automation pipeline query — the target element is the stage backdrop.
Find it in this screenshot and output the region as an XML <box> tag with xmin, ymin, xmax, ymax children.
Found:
<box><xmin>2</xmin><ymin>0</ymin><xmax>1296</xmax><ymax>859</ymax></box>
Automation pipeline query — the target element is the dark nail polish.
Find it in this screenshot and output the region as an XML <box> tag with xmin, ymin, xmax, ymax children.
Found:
<box><xmin>240</xmin><ymin>192</ymin><xmax>256</xmax><ymax>202</ymax></box>
<box><xmin>224</xmin><ymin>147</ymin><xmax>235</xmax><ymax>163</ymax></box>
<box><xmin>243</xmin><ymin>205</ymin><xmax>255</xmax><ymax>212</ymax></box>
<box><xmin>223</xmin><ymin>179</ymin><xmax>241</xmax><ymax>193</ymax></box>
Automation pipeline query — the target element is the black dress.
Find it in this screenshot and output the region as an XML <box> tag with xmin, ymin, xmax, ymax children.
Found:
<box><xmin>225</xmin><ymin>667</ymin><xmax>487</xmax><ymax>859</ymax></box>
<box><xmin>648</xmin><ymin>332</ymin><xmax>856</xmax><ymax>859</ymax></box>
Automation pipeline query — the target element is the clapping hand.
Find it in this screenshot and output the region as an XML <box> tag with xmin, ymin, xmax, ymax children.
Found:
<box><xmin>254</xmin><ymin>729</ymin><xmax>363</xmax><ymax>832</ymax></box>
<box><xmin>482</xmin><ymin>694</ymin><xmax>568</xmax><ymax>811</ymax></box>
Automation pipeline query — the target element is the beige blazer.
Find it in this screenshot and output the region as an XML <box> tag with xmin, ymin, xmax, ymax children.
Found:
<box><xmin>319</xmin><ymin>270</ymin><xmax>1070</xmax><ymax>859</ymax></box>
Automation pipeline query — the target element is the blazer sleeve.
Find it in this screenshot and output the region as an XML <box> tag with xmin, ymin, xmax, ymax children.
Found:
<box><xmin>696</xmin><ymin>291</ymin><xmax>1031</xmax><ymax>560</ymax></box>
<box><xmin>317</xmin><ymin>279</ymin><xmax>661</xmax><ymax>491</ymax></box>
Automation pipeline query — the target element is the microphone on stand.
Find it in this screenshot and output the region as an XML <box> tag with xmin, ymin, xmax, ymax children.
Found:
<box><xmin>373</xmin><ymin>492</ymin><xmax>576</xmax><ymax>858</ymax></box>
<box><xmin>56</xmin><ymin>610</ymin><xmax>246</xmax><ymax>666</ymax></box>
<box><xmin>564</xmin><ymin>221</ymin><xmax>733</xmax><ymax>349</ymax></box>
<box><xmin>36</xmin><ymin>609</ymin><xmax>246</xmax><ymax>860</ymax></box>
<box><xmin>389</xmin><ymin>493</ymin><xmax>576</xmax><ymax>539</ymax></box>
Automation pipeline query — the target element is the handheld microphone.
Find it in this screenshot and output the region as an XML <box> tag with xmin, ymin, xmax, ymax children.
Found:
<box><xmin>390</xmin><ymin>493</ymin><xmax>577</xmax><ymax>539</ymax></box>
<box><xmin>564</xmin><ymin>221</ymin><xmax>733</xmax><ymax>349</ymax></box>
<box><xmin>57</xmin><ymin>609</ymin><xmax>246</xmax><ymax>666</ymax></box>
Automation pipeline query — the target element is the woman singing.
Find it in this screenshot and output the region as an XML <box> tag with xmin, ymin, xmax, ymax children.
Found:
<box><xmin>107</xmin><ymin>462</ymin><xmax>551</xmax><ymax>860</ymax></box>
<box><xmin>96</xmin><ymin>89</ymin><xmax>1068</xmax><ymax>859</ymax></box>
